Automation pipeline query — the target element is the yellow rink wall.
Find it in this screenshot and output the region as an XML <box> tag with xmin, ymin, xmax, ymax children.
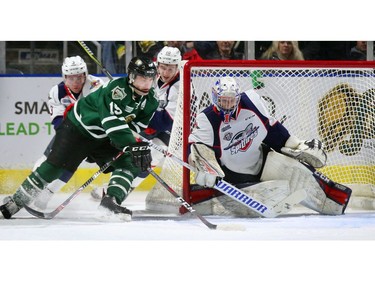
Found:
<box><xmin>0</xmin><ymin>167</ymin><xmax>160</xmax><ymax>195</ymax></box>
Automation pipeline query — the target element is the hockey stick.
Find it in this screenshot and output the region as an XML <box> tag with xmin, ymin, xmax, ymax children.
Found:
<box><xmin>147</xmin><ymin>168</ymin><xmax>246</xmax><ymax>231</ymax></box>
<box><xmin>77</xmin><ymin>41</ymin><xmax>303</xmax><ymax>218</ymax></box>
<box><xmin>77</xmin><ymin>41</ymin><xmax>113</xmax><ymax>80</ymax></box>
<box><xmin>23</xmin><ymin>152</ymin><xmax>124</xmax><ymax>219</ymax></box>
<box><xmin>147</xmin><ymin>168</ymin><xmax>216</xmax><ymax>230</ymax></box>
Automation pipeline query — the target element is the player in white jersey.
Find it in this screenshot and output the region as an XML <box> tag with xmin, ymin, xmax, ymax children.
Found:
<box><xmin>141</xmin><ymin>46</ymin><xmax>181</xmax><ymax>146</ymax></box>
<box><xmin>3</xmin><ymin>56</ymin><xmax>104</xmax><ymax>209</ymax></box>
<box><xmin>188</xmin><ymin>77</ymin><xmax>352</xmax><ymax>216</ymax></box>
<box><xmin>48</xmin><ymin>56</ymin><xmax>103</xmax><ymax>129</ymax></box>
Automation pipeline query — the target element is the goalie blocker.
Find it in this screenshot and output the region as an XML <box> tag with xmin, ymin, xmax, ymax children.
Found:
<box><xmin>189</xmin><ymin>143</ymin><xmax>351</xmax><ymax>217</ymax></box>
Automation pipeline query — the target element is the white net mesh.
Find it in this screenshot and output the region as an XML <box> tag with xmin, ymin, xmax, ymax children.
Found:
<box><xmin>146</xmin><ymin>61</ymin><xmax>375</xmax><ymax>213</ymax></box>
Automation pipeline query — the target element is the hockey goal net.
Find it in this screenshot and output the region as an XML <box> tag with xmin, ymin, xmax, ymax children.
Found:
<box><xmin>146</xmin><ymin>60</ymin><xmax>375</xmax><ymax>213</ymax></box>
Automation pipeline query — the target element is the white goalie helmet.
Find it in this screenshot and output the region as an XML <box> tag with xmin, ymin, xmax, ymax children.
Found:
<box><xmin>61</xmin><ymin>56</ymin><xmax>88</xmax><ymax>76</ymax></box>
<box><xmin>157</xmin><ymin>46</ymin><xmax>182</xmax><ymax>65</ymax></box>
<box><xmin>212</xmin><ymin>77</ymin><xmax>241</xmax><ymax>121</ymax></box>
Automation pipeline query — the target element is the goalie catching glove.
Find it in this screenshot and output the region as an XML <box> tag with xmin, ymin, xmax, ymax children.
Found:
<box><xmin>189</xmin><ymin>143</ymin><xmax>225</xmax><ymax>187</ymax></box>
<box><xmin>281</xmin><ymin>136</ymin><xmax>327</xmax><ymax>168</ymax></box>
<box><xmin>123</xmin><ymin>141</ymin><xmax>152</xmax><ymax>172</ymax></box>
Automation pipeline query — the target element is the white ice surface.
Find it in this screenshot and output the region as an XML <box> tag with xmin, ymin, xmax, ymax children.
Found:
<box><xmin>1</xmin><ymin>191</ymin><xmax>374</xmax><ymax>281</ymax></box>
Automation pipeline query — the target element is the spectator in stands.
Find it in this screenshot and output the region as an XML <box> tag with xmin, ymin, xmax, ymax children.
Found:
<box><xmin>260</xmin><ymin>41</ymin><xmax>304</xmax><ymax>60</ymax></box>
<box><xmin>205</xmin><ymin>41</ymin><xmax>244</xmax><ymax>60</ymax></box>
<box><xmin>255</xmin><ymin>41</ymin><xmax>272</xmax><ymax>59</ymax></box>
<box><xmin>136</xmin><ymin>41</ymin><xmax>165</xmax><ymax>61</ymax></box>
<box><xmin>166</xmin><ymin>41</ymin><xmax>203</xmax><ymax>60</ymax></box>
<box><xmin>349</xmin><ymin>41</ymin><xmax>367</xmax><ymax>60</ymax></box>
<box><xmin>187</xmin><ymin>41</ymin><xmax>217</xmax><ymax>59</ymax></box>
<box><xmin>100</xmin><ymin>41</ymin><xmax>127</xmax><ymax>74</ymax></box>
<box><xmin>101</xmin><ymin>41</ymin><xmax>119</xmax><ymax>74</ymax></box>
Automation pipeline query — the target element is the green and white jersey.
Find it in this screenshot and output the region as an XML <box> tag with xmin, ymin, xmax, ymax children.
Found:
<box><xmin>67</xmin><ymin>77</ymin><xmax>158</xmax><ymax>150</ymax></box>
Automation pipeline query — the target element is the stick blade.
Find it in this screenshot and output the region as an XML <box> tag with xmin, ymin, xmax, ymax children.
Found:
<box><xmin>23</xmin><ymin>204</ymin><xmax>55</xmax><ymax>219</ymax></box>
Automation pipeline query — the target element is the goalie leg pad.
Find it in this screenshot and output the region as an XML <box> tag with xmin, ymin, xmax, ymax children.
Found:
<box><xmin>261</xmin><ymin>151</ymin><xmax>348</xmax><ymax>215</ymax></box>
<box><xmin>312</xmin><ymin>171</ymin><xmax>352</xmax><ymax>213</ymax></box>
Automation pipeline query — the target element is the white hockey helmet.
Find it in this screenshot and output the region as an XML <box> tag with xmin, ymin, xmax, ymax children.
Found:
<box><xmin>212</xmin><ymin>77</ymin><xmax>241</xmax><ymax>121</ymax></box>
<box><xmin>157</xmin><ymin>46</ymin><xmax>182</xmax><ymax>65</ymax></box>
<box><xmin>61</xmin><ymin>56</ymin><xmax>88</xmax><ymax>76</ymax></box>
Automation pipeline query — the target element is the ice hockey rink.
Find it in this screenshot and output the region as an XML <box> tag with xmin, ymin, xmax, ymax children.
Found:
<box><xmin>1</xmin><ymin>190</ymin><xmax>374</xmax><ymax>281</ymax></box>
<box><xmin>1</xmin><ymin>191</ymin><xmax>375</xmax><ymax>241</ymax></box>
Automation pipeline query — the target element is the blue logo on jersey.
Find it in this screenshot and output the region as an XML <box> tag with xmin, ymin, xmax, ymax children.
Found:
<box><xmin>223</xmin><ymin>123</ymin><xmax>259</xmax><ymax>154</ymax></box>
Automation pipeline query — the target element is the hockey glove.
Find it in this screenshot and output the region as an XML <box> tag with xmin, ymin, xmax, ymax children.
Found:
<box><xmin>124</xmin><ymin>142</ymin><xmax>152</xmax><ymax>172</ymax></box>
<box><xmin>281</xmin><ymin>138</ymin><xmax>327</xmax><ymax>168</ymax></box>
<box><xmin>190</xmin><ymin>143</ymin><xmax>224</xmax><ymax>188</ymax></box>
<box><xmin>194</xmin><ymin>170</ymin><xmax>217</xmax><ymax>188</ymax></box>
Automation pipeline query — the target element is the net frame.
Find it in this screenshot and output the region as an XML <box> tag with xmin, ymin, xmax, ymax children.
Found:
<box><xmin>146</xmin><ymin>60</ymin><xmax>375</xmax><ymax>213</ymax></box>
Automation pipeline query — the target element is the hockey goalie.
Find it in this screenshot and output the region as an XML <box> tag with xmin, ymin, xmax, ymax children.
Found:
<box><xmin>187</xmin><ymin>77</ymin><xmax>352</xmax><ymax>217</ymax></box>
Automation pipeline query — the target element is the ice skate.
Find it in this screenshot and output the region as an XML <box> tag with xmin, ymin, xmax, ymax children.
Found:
<box><xmin>0</xmin><ymin>197</ymin><xmax>22</xmax><ymax>219</ymax></box>
<box><xmin>99</xmin><ymin>195</ymin><xmax>132</xmax><ymax>221</ymax></box>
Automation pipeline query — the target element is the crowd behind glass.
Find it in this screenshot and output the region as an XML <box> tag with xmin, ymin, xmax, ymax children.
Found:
<box><xmin>2</xmin><ymin>41</ymin><xmax>370</xmax><ymax>75</ymax></box>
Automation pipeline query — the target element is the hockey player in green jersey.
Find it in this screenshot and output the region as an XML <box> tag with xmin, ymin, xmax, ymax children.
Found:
<box><xmin>0</xmin><ymin>57</ymin><xmax>158</xmax><ymax>221</ymax></box>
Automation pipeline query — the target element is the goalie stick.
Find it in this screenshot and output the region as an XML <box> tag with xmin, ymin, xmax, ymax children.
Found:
<box><xmin>23</xmin><ymin>152</ymin><xmax>124</xmax><ymax>219</ymax></box>
<box><xmin>135</xmin><ymin>133</ymin><xmax>306</xmax><ymax>218</ymax></box>
<box><xmin>77</xmin><ymin>41</ymin><xmax>303</xmax><ymax>218</ymax></box>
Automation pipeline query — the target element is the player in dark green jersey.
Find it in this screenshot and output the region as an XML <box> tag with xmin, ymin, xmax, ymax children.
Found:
<box><xmin>1</xmin><ymin>57</ymin><xmax>158</xmax><ymax>220</ymax></box>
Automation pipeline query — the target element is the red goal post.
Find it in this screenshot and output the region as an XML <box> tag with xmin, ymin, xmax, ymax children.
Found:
<box><xmin>146</xmin><ymin>60</ymin><xmax>375</xmax><ymax>213</ymax></box>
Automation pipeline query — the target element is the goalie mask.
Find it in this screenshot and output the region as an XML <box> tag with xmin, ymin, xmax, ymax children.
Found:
<box><xmin>157</xmin><ymin>46</ymin><xmax>181</xmax><ymax>65</ymax></box>
<box><xmin>61</xmin><ymin>56</ymin><xmax>87</xmax><ymax>77</ymax></box>
<box><xmin>212</xmin><ymin>77</ymin><xmax>240</xmax><ymax>123</ymax></box>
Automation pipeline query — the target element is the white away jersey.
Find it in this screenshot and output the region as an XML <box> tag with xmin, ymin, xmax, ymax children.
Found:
<box><xmin>48</xmin><ymin>74</ymin><xmax>104</xmax><ymax>122</ymax></box>
<box><xmin>189</xmin><ymin>89</ymin><xmax>291</xmax><ymax>175</ymax></box>
<box><xmin>154</xmin><ymin>74</ymin><xmax>180</xmax><ymax>120</ymax></box>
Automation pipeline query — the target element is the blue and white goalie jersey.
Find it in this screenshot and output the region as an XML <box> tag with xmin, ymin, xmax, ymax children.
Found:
<box><xmin>188</xmin><ymin>89</ymin><xmax>291</xmax><ymax>176</ymax></box>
